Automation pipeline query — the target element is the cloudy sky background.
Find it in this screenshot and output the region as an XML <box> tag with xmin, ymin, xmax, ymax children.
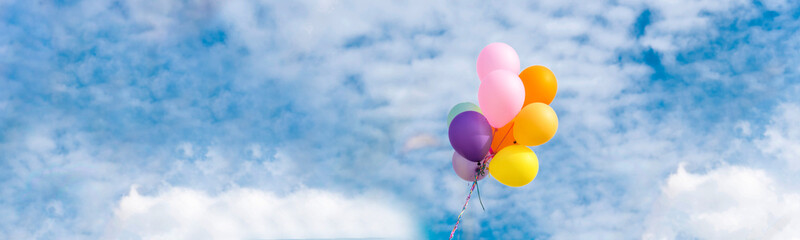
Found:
<box><xmin>2</xmin><ymin>0</ymin><xmax>800</xmax><ymax>239</ymax></box>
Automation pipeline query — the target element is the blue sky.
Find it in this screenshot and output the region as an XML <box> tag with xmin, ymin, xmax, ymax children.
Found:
<box><xmin>2</xmin><ymin>0</ymin><xmax>800</xmax><ymax>239</ymax></box>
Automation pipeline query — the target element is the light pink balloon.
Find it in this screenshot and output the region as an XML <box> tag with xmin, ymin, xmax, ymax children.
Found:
<box><xmin>452</xmin><ymin>152</ymin><xmax>487</xmax><ymax>182</ymax></box>
<box><xmin>476</xmin><ymin>42</ymin><xmax>520</xmax><ymax>81</ymax></box>
<box><xmin>478</xmin><ymin>70</ymin><xmax>525</xmax><ymax>128</ymax></box>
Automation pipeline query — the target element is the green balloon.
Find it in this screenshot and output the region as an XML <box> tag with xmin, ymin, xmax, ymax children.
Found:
<box><xmin>447</xmin><ymin>102</ymin><xmax>482</xmax><ymax>126</ymax></box>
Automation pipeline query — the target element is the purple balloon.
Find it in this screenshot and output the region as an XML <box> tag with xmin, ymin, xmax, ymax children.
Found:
<box><xmin>452</xmin><ymin>152</ymin><xmax>487</xmax><ymax>181</ymax></box>
<box><xmin>448</xmin><ymin>111</ymin><xmax>493</xmax><ymax>162</ymax></box>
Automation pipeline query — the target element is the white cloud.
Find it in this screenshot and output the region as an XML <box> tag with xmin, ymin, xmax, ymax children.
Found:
<box><xmin>248</xmin><ymin>144</ymin><xmax>263</xmax><ymax>158</ymax></box>
<box><xmin>25</xmin><ymin>130</ymin><xmax>56</xmax><ymax>153</ymax></box>
<box><xmin>644</xmin><ymin>164</ymin><xmax>800</xmax><ymax>240</ymax></box>
<box><xmin>109</xmin><ymin>186</ymin><xmax>418</xmax><ymax>239</ymax></box>
<box><xmin>640</xmin><ymin>0</ymin><xmax>750</xmax><ymax>54</ymax></box>
<box><xmin>124</xmin><ymin>0</ymin><xmax>218</xmax><ymax>41</ymax></box>
<box><xmin>760</xmin><ymin>0</ymin><xmax>791</xmax><ymax>11</ymax></box>
<box><xmin>735</xmin><ymin>121</ymin><xmax>752</xmax><ymax>136</ymax></box>
<box><xmin>758</xmin><ymin>103</ymin><xmax>800</xmax><ymax>170</ymax></box>
<box><xmin>403</xmin><ymin>133</ymin><xmax>439</xmax><ymax>152</ymax></box>
<box><xmin>177</xmin><ymin>142</ymin><xmax>194</xmax><ymax>157</ymax></box>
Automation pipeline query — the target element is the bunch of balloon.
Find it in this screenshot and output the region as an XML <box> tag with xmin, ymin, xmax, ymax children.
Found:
<box><xmin>447</xmin><ymin>42</ymin><xmax>559</xmax><ymax>188</ymax></box>
<box><xmin>446</xmin><ymin>42</ymin><xmax>559</xmax><ymax>239</ymax></box>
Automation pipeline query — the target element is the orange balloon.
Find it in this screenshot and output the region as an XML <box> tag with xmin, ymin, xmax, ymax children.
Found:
<box><xmin>519</xmin><ymin>65</ymin><xmax>557</xmax><ymax>105</ymax></box>
<box><xmin>491</xmin><ymin>121</ymin><xmax>517</xmax><ymax>153</ymax></box>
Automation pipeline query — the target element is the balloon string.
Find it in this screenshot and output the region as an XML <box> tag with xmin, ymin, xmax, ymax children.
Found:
<box><xmin>450</xmin><ymin>177</ymin><xmax>477</xmax><ymax>240</ymax></box>
<box><xmin>475</xmin><ymin>178</ymin><xmax>484</xmax><ymax>212</ymax></box>
<box><xmin>493</xmin><ymin>122</ymin><xmax>514</xmax><ymax>150</ymax></box>
<box><xmin>476</xmin><ymin>153</ymin><xmax>492</xmax><ymax>211</ymax></box>
<box><xmin>449</xmin><ymin>153</ymin><xmax>492</xmax><ymax>240</ymax></box>
<box><xmin>495</xmin><ymin>122</ymin><xmax>514</xmax><ymax>148</ymax></box>
<box><xmin>449</xmin><ymin>179</ymin><xmax>476</xmax><ymax>240</ymax></box>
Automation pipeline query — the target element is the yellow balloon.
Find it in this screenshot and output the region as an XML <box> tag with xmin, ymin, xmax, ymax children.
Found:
<box><xmin>489</xmin><ymin>145</ymin><xmax>539</xmax><ymax>187</ymax></box>
<box><xmin>513</xmin><ymin>103</ymin><xmax>558</xmax><ymax>146</ymax></box>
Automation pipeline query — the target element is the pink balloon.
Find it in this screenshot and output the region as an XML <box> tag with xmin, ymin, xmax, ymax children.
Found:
<box><xmin>452</xmin><ymin>152</ymin><xmax>487</xmax><ymax>182</ymax></box>
<box><xmin>476</xmin><ymin>42</ymin><xmax>520</xmax><ymax>81</ymax></box>
<box><xmin>478</xmin><ymin>70</ymin><xmax>525</xmax><ymax>128</ymax></box>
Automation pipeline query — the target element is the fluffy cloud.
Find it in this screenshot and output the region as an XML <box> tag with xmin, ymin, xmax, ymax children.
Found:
<box><xmin>644</xmin><ymin>164</ymin><xmax>800</xmax><ymax>239</ymax></box>
<box><xmin>109</xmin><ymin>186</ymin><xmax>417</xmax><ymax>239</ymax></box>
<box><xmin>759</xmin><ymin>103</ymin><xmax>800</xmax><ymax>170</ymax></box>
